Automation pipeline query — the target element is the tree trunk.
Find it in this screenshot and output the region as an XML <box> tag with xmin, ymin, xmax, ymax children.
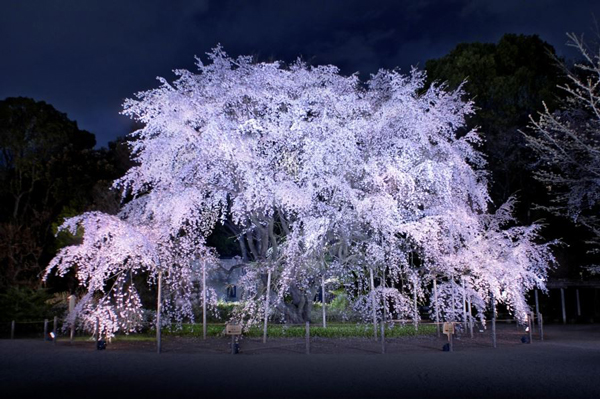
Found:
<box><xmin>276</xmin><ymin>284</ymin><xmax>314</xmax><ymax>324</ymax></box>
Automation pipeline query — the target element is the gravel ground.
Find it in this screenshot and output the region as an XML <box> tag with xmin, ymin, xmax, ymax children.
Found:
<box><xmin>1</xmin><ymin>324</ymin><xmax>599</xmax><ymax>398</ymax></box>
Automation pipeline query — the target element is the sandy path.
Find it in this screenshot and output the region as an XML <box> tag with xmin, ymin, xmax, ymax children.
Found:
<box><xmin>1</xmin><ymin>324</ymin><xmax>599</xmax><ymax>398</ymax></box>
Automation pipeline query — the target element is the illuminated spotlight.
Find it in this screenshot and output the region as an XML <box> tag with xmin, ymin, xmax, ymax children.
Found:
<box><xmin>525</xmin><ymin>326</ymin><xmax>530</xmax><ymax>332</ymax></box>
<box><xmin>48</xmin><ymin>332</ymin><xmax>55</xmax><ymax>341</ymax></box>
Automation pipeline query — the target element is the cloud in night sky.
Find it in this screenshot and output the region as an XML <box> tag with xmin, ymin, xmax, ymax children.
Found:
<box><xmin>1</xmin><ymin>0</ymin><xmax>599</xmax><ymax>147</ymax></box>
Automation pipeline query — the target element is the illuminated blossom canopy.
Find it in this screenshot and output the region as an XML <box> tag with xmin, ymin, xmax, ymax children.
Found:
<box><xmin>46</xmin><ymin>47</ymin><xmax>555</xmax><ymax>336</ymax></box>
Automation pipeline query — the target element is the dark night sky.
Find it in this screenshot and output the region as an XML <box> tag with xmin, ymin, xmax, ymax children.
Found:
<box><xmin>1</xmin><ymin>0</ymin><xmax>599</xmax><ymax>148</ymax></box>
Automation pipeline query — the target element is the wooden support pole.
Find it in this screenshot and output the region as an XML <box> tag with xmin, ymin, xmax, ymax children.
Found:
<box><xmin>528</xmin><ymin>313</ymin><xmax>533</xmax><ymax>344</ymax></box>
<box><xmin>202</xmin><ymin>260</ymin><xmax>207</xmax><ymax>340</ymax></box>
<box><xmin>370</xmin><ymin>268</ymin><xmax>377</xmax><ymax>340</ymax></box>
<box><xmin>43</xmin><ymin>319</ymin><xmax>48</xmax><ymax>341</ymax></box>
<box><xmin>382</xmin><ymin>271</ymin><xmax>387</xmax><ymax>353</ymax></box>
<box><xmin>561</xmin><ymin>288</ymin><xmax>567</xmax><ymax>324</ymax></box>
<box><xmin>534</xmin><ymin>289</ymin><xmax>541</xmax><ymax>327</ymax></box>
<box><xmin>305</xmin><ymin>321</ymin><xmax>310</xmax><ymax>355</ymax></box>
<box><xmin>451</xmin><ymin>280</ymin><xmax>457</xmax><ymax>324</ymax></box>
<box><xmin>491</xmin><ymin>293</ymin><xmax>497</xmax><ymax>349</ymax></box>
<box><xmin>68</xmin><ymin>295</ymin><xmax>76</xmax><ymax>344</ymax></box>
<box><xmin>467</xmin><ymin>291</ymin><xmax>473</xmax><ymax>339</ymax></box>
<box><xmin>53</xmin><ymin>316</ymin><xmax>58</xmax><ymax>345</ymax></box>
<box><xmin>95</xmin><ymin>317</ymin><xmax>99</xmax><ymax>342</ymax></box>
<box><xmin>461</xmin><ymin>277</ymin><xmax>467</xmax><ymax>332</ymax></box>
<box><xmin>539</xmin><ymin>313</ymin><xmax>544</xmax><ymax>341</ymax></box>
<box><xmin>576</xmin><ymin>288</ymin><xmax>581</xmax><ymax>317</ymax></box>
<box><xmin>413</xmin><ymin>283</ymin><xmax>418</xmax><ymax>332</ymax></box>
<box><xmin>157</xmin><ymin>270</ymin><xmax>162</xmax><ymax>354</ymax></box>
<box><xmin>380</xmin><ymin>320</ymin><xmax>385</xmax><ymax>354</ymax></box>
<box><xmin>263</xmin><ymin>269</ymin><xmax>271</xmax><ymax>344</ymax></box>
<box><xmin>434</xmin><ymin>278</ymin><xmax>440</xmax><ymax>338</ymax></box>
<box><xmin>10</xmin><ymin>320</ymin><xmax>15</xmax><ymax>340</ymax></box>
<box><xmin>322</xmin><ymin>275</ymin><xmax>327</xmax><ymax>328</ymax></box>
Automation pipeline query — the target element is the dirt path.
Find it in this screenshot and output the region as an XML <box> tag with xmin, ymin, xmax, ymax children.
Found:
<box><xmin>1</xmin><ymin>324</ymin><xmax>599</xmax><ymax>398</ymax></box>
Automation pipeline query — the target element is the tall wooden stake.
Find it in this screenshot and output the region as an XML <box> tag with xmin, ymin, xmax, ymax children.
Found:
<box><xmin>560</xmin><ymin>288</ymin><xmax>567</xmax><ymax>324</ymax></box>
<box><xmin>467</xmin><ymin>289</ymin><xmax>473</xmax><ymax>338</ymax></box>
<box><xmin>410</xmin><ymin>254</ymin><xmax>417</xmax><ymax>332</ymax></box>
<box><xmin>380</xmin><ymin>320</ymin><xmax>385</xmax><ymax>354</ymax></box>
<box><xmin>534</xmin><ymin>289</ymin><xmax>541</xmax><ymax>326</ymax></box>
<box><xmin>43</xmin><ymin>319</ymin><xmax>48</xmax><ymax>341</ymax></box>
<box><xmin>576</xmin><ymin>288</ymin><xmax>581</xmax><ymax>317</ymax></box>
<box><xmin>434</xmin><ymin>278</ymin><xmax>440</xmax><ymax>338</ymax></box>
<box><xmin>263</xmin><ymin>269</ymin><xmax>271</xmax><ymax>344</ymax></box>
<box><xmin>370</xmin><ymin>268</ymin><xmax>377</xmax><ymax>340</ymax></box>
<box><xmin>157</xmin><ymin>270</ymin><xmax>162</xmax><ymax>354</ymax></box>
<box><xmin>491</xmin><ymin>293</ymin><xmax>497</xmax><ymax>349</ymax></box>
<box><xmin>202</xmin><ymin>260</ymin><xmax>207</xmax><ymax>340</ymax></box>
<box><xmin>528</xmin><ymin>312</ymin><xmax>533</xmax><ymax>344</ymax></box>
<box><xmin>451</xmin><ymin>279</ymin><xmax>457</xmax><ymax>336</ymax></box>
<box><xmin>305</xmin><ymin>321</ymin><xmax>310</xmax><ymax>355</ymax></box>
<box><xmin>10</xmin><ymin>320</ymin><xmax>15</xmax><ymax>340</ymax></box>
<box><xmin>461</xmin><ymin>277</ymin><xmax>467</xmax><ymax>332</ymax></box>
<box><xmin>53</xmin><ymin>316</ymin><xmax>58</xmax><ymax>345</ymax></box>
<box><xmin>382</xmin><ymin>270</ymin><xmax>387</xmax><ymax>353</ymax></box>
<box><xmin>413</xmin><ymin>282</ymin><xmax>418</xmax><ymax>332</ymax></box>
<box><xmin>322</xmin><ymin>275</ymin><xmax>327</xmax><ymax>328</ymax></box>
<box><xmin>68</xmin><ymin>295</ymin><xmax>76</xmax><ymax>344</ymax></box>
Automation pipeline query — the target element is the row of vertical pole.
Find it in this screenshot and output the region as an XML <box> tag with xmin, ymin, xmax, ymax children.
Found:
<box><xmin>36</xmin><ymin>276</ymin><xmax>562</xmax><ymax>355</ymax></box>
<box><xmin>151</xmin><ymin>258</ymin><xmax>581</xmax><ymax>355</ymax></box>
<box><xmin>9</xmin><ymin>316</ymin><xmax>60</xmax><ymax>342</ymax></box>
<box><xmin>559</xmin><ymin>287</ymin><xmax>582</xmax><ymax>324</ymax></box>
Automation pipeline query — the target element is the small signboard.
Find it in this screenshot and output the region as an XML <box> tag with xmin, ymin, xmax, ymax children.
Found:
<box><xmin>226</xmin><ymin>323</ymin><xmax>242</xmax><ymax>335</ymax></box>
<box><xmin>443</xmin><ymin>322</ymin><xmax>455</xmax><ymax>335</ymax></box>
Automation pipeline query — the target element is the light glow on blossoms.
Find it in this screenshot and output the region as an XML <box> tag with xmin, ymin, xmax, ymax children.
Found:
<box><xmin>46</xmin><ymin>47</ymin><xmax>556</xmax><ymax>336</ymax></box>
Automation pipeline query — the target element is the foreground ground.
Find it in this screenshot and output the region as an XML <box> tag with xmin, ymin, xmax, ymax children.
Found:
<box><xmin>1</xmin><ymin>324</ymin><xmax>599</xmax><ymax>398</ymax></box>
